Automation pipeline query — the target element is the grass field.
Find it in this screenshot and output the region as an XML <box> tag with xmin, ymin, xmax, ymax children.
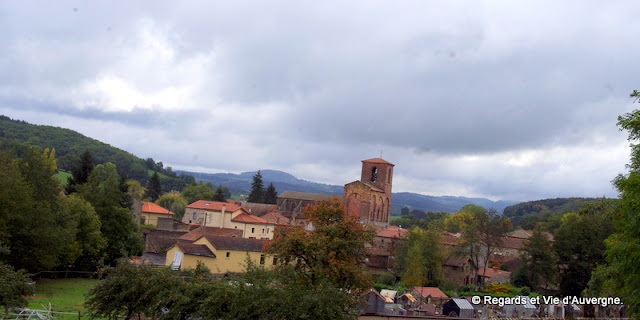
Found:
<box><xmin>54</xmin><ymin>170</ymin><xmax>72</xmax><ymax>186</ymax></box>
<box><xmin>26</xmin><ymin>278</ymin><xmax>98</xmax><ymax>319</ymax></box>
<box><xmin>389</xmin><ymin>215</ymin><xmax>401</xmax><ymax>223</ymax></box>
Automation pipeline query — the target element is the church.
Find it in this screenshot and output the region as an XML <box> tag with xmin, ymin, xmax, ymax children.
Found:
<box><xmin>276</xmin><ymin>157</ymin><xmax>394</xmax><ymax>229</ymax></box>
<box><xmin>343</xmin><ymin>158</ymin><xmax>394</xmax><ymax>229</ymax></box>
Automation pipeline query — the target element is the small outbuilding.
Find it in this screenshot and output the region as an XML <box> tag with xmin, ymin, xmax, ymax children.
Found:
<box><xmin>443</xmin><ymin>298</ymin><xmax>475</xmax><ymax>318</ymax></box>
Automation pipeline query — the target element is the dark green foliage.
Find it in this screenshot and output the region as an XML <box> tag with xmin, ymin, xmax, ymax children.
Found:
<box><xmin>394</xmin><ymin>227</ymin><xmax>443</xmax><ymax>287</ymax></box>
<box><xmin>155</xmin><ymin>194</ymin><xmax>188</xmax><ymax>221</ymax></box>
<box><xmin>85</xmin><ymin>261</ymin><xmax>360</xmax><ymax>320</ymax></box>
<box><xmin>264</xmin><ymin>182</ymin><xmax>277</xmax><ymax>204</ymax></box>
<box><xmin>144</xmin><ymin>172</ymin><xmax>162</xmax><ymax>201</ymax></box>
<box><xmin>390</xmin><ymin>211</ymin><xmax>448</xmax><ymax>229</ymax></box>
<box><xmin>0</xmin><ymin>116</ymin><xmax>195</xmax><ymax>191</ymax></box>
<box><xmin>3</xmin><ymin>148</ymin><xmax>78</xmax><ymax>272</ymax></box>
<box><xmin>0</xmin><ymin>263</ymin><xmax>33</xmax><ymax>312</ymax></box>
<box><xmin>517</xmin><ymin>228</ymin><xmax>556</xmax><ymax>291</ymax></box>
<box><xmin>65</xmin><ymin>149</ymin><xmax>94</xmax><ymax>194</ymax></box>
<box><xmin>79</xmin><ymin>163</ymin><xmax>143</xmax><ymax>265</ymax></box>
<box><xmin>214</xmin><ymin>186</ymin><xmax>226</xmax><ymax>202</ymax></box>
<box><xmin>552</xmin><ymin>201</ymin><xmax>615</xmax><ymax>297</ymax></box>
<box><xmin>181</xmin><ymin>182</ymin><xmax>216</xmax><ymax>204</ymax></box>
<box><xmin>400</xmin><ymin>206</ymin><xmax>410</xmax><ymax>215</ymax></box>
<box><xmin>600</xmin><ymin>92</ymin><xmax>640</xmax><ymax>315</ymax></box>
<box><xmin>247</xmin><ymin>170</ymin><xmax>265</xmax><ymax>203</ymax></box>
<box><xmin>503</xmin><ymin>197</ymin><xmax>602</xmax><ymax>227</ymax></box>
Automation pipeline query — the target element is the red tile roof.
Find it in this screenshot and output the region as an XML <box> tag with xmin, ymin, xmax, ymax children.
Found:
<box><xmin>478</xmin><ymin>267</ymin><xmax>511</xmax><ymax>278</ymax></box>
<box><xmin>231</xmin><ymin>213</ymin><xmax>274</xmax><ymax>225</ymax></box>
<box><xmin>204</xmin><ymin>235</ymin><xmax>266</xmax><ymax>252</ymax></box>
<box><xmin>499</xmin><ymin>236</ymin><xmax>527</xmax><ymax>250</ymax></box>
<box><xmin>411</xmin><ymin>287</ymin><xmax>448</xmax><ymax>299</ymax></box>
<box><xmin>187</xmin><ymin>200</ymin><xmax>245</xmax><ymax>212</ymax></box>
<box><xmin>141</xmin><ymin>201</ymin><xmax>175</xmax><ymax>215</ymax></box>
<box><xmin>376</xmin><ymin>227</ymin><xmax>408</xmax><ymax>239</ymax></box>
<box><xmin>523</xmin><ymin>229</ymin><xmax>554</xmax><ymax>241</ymax></box>
<box><xmin>362</xmin><ymin>158</ymin><xmax>395</xmax><ymax>166</ymax></box>
<box><xmin>176</xmin><ymin>243</ymin><xmax>216</xmax><ymax>258</ymax></box>
<box><xmin>261</xmin><ymin>211</ymin><xmax>290</xmax><ymax>225</ymax></box>
<box><xmin>178</xmin><ymin>226</ymin><xmax>243</xmax><ymax>242</ymax></box>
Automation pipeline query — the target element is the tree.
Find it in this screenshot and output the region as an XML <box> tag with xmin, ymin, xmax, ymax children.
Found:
<box><xmin>247</xmin><ymin>170</ymin><xmax>265</xmax><ymax>203</ymax></box>
<box><xmin>214</xmin><ymin>186</ymin><xmax>226</xmax><ymax>202</ymax></box>
<box><xmin>265</xmin><ymin>197</ymin><xmax>375</xmax><ymax>300</ymax></box>
<box><xmin>0</xmin><ymin>263</ymin><xmax>33</xmax><ymax>313</ymax></box>
<box><xmin>144</xmin><ymin>172</ymin><xmax>162</xmax><ymax>201</ymax></box>
<box><xmin>264</xmin><ymin>183</ymin><xmax>277</xmax><ymax>204</ymax></box>
<box><xmin>597</xmin><ymin>91</ymin><xmax>640</xmax><ymax>314</ymax></box>
<box><xmin>552</xmin><ymin>203</ymin><xmax>615</xmax><ymax>297</ymax></box>
<box><xmin>65</xmin><ymin>149</ymin><xmax>94</xmax><ymax>194</ymax></box>
<box><xmin>476</xmin><ymin>209</ymin><xmax>512</xmax><ymax>285</ymax></box>
<box><xmin>155</xmin><ymin>193</ymin><xmax>188</xmax><ymax>221</ymax></box>
<box><xmin>516</xmin><ymin>228</ymin><xmax>556</xmax><ymax>291</ymax></box>
<box><xmin>395</xmin><ymin>227</ymin><xmax>444</xmax><ymax>287</ymax></box>
<box><xmin>181</xmin><ymin>182</ymin><xmax>216</xmax><ymax>204</ymax></box>
<box><xmin>79</xmin><ymin>163</ymin><xmax>143</xmax><ymax>265</ymax></box>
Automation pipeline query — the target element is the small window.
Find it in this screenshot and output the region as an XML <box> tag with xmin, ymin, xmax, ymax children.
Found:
<box><xmin>204</xmin><ymin>202</ymin><xmax>211</xmax><ymax>205</ymax></box>
<box><xmin>273</xmin><ymin>256</ymin><xmax>278</xmax><ymax>265</ymax></box>
<box><xmin>260</xmin><ymin>255</ymin><xmax>265</xmax><ymax>265</ymax></box>
<box><xmin>262</xmin><ymin>228</ymin><xmax>265</xmax><ymax>233</ymax></box>
<box><xmin>251</xmin><ymin>227</ymin><xmax>255</xmax><ymax>233</ymax></box>
<box><xmin>226</xmin><ymin>252</ymin><xmax>230</xmax><ymax>258</ymax></box>
<box><xmin>371</xmin><ymin>167</ymin><xmax>378</xmax><ymax>182</ymax></box>
<box><xmin>192</xmin><ymin>213</ymin><xmax>197</xmax><ymax>220</ymax></box>
<box><xmin>267</xmin><ymin>228</ymin><xmax>270</xmax><ymax>233</ymax></box>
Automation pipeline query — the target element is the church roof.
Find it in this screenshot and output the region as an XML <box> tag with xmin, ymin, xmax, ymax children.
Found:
<box><xmin>278</xmin><ymin>191</ymin><xmax>342</xmax><ymax>202</ymax></box>
<box><xmin>345</xmin><ymin>180</ymin><xmax>385</xmax><ymax>193</ymax></box>
<box><xmin>362</xmin><ymin>158</ymin><xmax>394</xmax><ymax>166</ymax></box>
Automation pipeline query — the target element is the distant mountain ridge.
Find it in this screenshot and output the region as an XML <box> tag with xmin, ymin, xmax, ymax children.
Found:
<box><xmin>178</xmin><ymin>169</ymin><xmax>520</xmax><ymax>214</ymax></box>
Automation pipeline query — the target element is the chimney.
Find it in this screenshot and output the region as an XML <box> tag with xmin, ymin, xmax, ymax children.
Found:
<box><xmin>222</xmin><ymin>205</ymin><xmax>226</xmax><ymax>214</ymax></box>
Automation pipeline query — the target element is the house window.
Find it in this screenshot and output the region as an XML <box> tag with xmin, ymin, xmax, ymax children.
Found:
<box><xmin>371</xmin><ymin>167</ymin><xmax>378</xmax><ymax>182</ymax></box>
<box><xmin>251</xmin><ymin>227</ymin><xmax>255</xmax><ymax>233</ymax></box>
<box><xmin>260</xmin><ymin>255</ymin><xmax>265</xmax><ymax>265</ymax></box>
<box><xmin>226</xmin><ymin>252</ymin><xmax>230</xmax><ymax>258</ymax></box>
<box><xmin>262</xmin><ymin>228</ymin><xmax>265</xmax><ymax>233</ymax></box>
<box><xmin>192</xmin><ymin>212</ymin><xmax>197</xmax><ymax>220</ymax></box>
<box><xmin>267</xmin><ymin>228</ymin><xmax>270</xmax><ymax>233</ymax></box>
<box><xmin>273</xmin><ymin>256</ymin><xmax>278</xmax><ymax>265</ymax></box>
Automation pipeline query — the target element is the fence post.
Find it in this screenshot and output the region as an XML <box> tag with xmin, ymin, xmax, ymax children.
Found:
<box><xmin>78</xmin><ymin>311</ymin><xmax>81</xmax><ymax>320</ymax></box>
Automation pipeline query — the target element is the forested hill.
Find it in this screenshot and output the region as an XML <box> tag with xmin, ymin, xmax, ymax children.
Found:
<box><xmin>0</xmin><ymin>115</ymin><xmax>195</xmax><ymax>191</ymax></box>
<box><xmin>503</xmin><ymin>197</ymin><xmax>604</xmax><ymax>226</ymax></box>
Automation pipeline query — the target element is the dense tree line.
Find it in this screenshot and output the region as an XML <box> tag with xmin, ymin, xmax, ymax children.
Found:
<box><xmin>0</xmin><ymin>147</ymin><xmax>143</xmax><ymax>275</ymax></box>
<box><xmin>0</xmin><ymin>115</ymin><xmax>196</xmax><ymax>192</ymax></box>
<box><xmin>248</xmin><ymin>170</ymin><xmax>278</xmax><ymax>204</ymax></box>
<box><xmin>502</xmin><ymin>197</ymin><xmax>603</xmax><ymax>228</ymax></box>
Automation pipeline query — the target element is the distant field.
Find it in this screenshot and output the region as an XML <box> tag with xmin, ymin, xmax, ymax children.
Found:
<box><xmin>54</xmin><ymin>170</ymin><xmax>72</xmax><ymax>186</ymax></box>
<box><xmin>389</xmin><ymin>215</ymin><xmax>401</xmax><ymax>222</ymax></box>
<box><xmin>147</xmin><ymin>169</ymin><xmax>169</xmax><ymax>179</ymax></box>
<box><xmin>27</xmin><ymin>278</ymin><xmax>99</xmax><ymax>319</ymax></box>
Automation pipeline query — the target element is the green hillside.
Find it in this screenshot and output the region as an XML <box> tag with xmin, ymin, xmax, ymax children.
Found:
<box><xmin>503</xmin><ymin>197</ymin><xmax>606</xmax><ymax>227</ymax></box>
<box><xmin>0</xmin><ymin>115</ymin><xmax>195</xmax><ymax>191</ymax></box>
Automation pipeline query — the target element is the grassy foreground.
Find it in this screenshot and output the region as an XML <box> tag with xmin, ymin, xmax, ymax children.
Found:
<box><xmin>26</xmin><ymin>278</ymin><xmax>98</xmax><ymax>319</ymax></box>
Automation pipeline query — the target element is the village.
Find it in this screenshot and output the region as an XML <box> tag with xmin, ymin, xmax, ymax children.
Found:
<box><xmin>135</xmin><ymin>158</ymin><xmax>625</xmax><ymax>319</ymax></box>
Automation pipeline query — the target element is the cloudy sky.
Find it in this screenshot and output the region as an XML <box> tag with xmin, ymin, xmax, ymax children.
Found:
<box><xmin>1</xmin><ymin>1</ymin><xmax>638</xmax><ymax>202</ymax></box>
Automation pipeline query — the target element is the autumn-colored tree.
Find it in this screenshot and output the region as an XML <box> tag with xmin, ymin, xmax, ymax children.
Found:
<box><xmin>265</xmin><ymin>197</ymin><xmax>375</xmax><ymax>300</ymax></box>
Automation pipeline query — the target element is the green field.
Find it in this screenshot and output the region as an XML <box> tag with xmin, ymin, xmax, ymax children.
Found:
<box><xmin>54</xmin><ymin>170</ymin><xmax>72</xmax><ymax>186</ymax></box>
<box><xmin>389</xmin><ymin>215</ymin><xmax>401</xmax><ymax>223</ymax></box>
<box><xmin>27</xmin><ymin>278</ymin><xmax>98</xmax><ymax>319</ymax></box>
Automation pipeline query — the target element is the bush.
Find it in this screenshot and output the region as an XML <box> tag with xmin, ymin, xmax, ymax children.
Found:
<box><xmin>520</xmin><ymin>286</ymin><xmax>531</xmax><ymax>296</ymax></box>
<box><xmin>376</xmin><ymin>272</ymin><xmax>396</xmax><ymax>286</ymax></box>
<box><xmin>483</xmin><ymin>283</ymin><xmax>513</xmax><ymax>294</ymax></box>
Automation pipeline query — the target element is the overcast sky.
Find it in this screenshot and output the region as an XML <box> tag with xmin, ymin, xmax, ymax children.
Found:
<box><xmin>1</xmin><ymin>1</ymin><xmax>638</xmax><ymax>202</ymax></box>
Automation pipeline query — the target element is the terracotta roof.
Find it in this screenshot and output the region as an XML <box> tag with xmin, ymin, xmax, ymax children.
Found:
<box><xmin>231</xmin><ymin>213</ymin><xmax>274</xmax><ymax>225</ymax></box>
<box><xmin>376</xmin><ymin>227</ymin><xmax>408</xmax><ymax>239</ymax></box>
<box><xmin>278</xmin><ymin>191</ymin><xmax>341</xmax><ymax>202</ymax></box>
<box><xmin>345</xmin><ymin>180</ymin><xmax>384</xmax><ymax>193</ymax></box>
<box><xmin>400</xmin><ymin>293</ymin><xmax>417</xmax><ymax>303</ymax></box>
<box><xmin>478</xmin><ymin>267</ymin><xmax>511</xmax><ymax>278</ymax></box>
<box><xmin>241</xmin><ymin>202</ymin><xmax>278</xmax><ymax>216</ymax></box>
<box><xmin>411</xmin><ymin>287</ymin><xmax>448</xmax><ymax>299</ymax></box>
<box><xmin>205</xmin><ymin>235</ymin><xmax>266</xmax><ymax>252</ymax></box>
<box><xmin>441</xmin><ymin>233</ymin><xmax>461</xmax><ymax>246</ymax></box>
<box><xmin>523</xmin><ymin>229</ymin><xmax>554</xmax><ymax>241</ymax></box>
<box><xmin>141</xmin><ymin>201</ymin><xmax>175</xmax><ymax>215</ymax></box>
<box><xmin>142</xmin><ymin>229</ymin><xmax>187</xmax><ymax>253</ymax></box>
<box><xmin>362</xmin><ymin>158</ymin><xmax>395</xmax><ymax>166</ymax></box>
<box><xmin>176</xmin><ymin>242</ymin><xmax>216</xmax><ymax>258</ymax></box>
<box><xmin>178</xmin><ymin>226</ymin><xmax>243</xmax><ymax>242</ymax></box>
<box><xmin>261</xmin><ymin>211</ymin><xmax>291</xmax><ymax>225</ymax></box>
<box><xmin>499</xmin><ymin>236</ymin><xmax>527</xmax><ymax>250</ymax></box>
<box><xmin>187</xmin><ymin>200</ymin><xmax>245</xmax><ymax>212</ymax></box>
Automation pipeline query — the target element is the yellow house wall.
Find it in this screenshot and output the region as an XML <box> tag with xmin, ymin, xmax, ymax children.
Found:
<box><xmin>143</xmin><ymin>212</ymin><xmax>173</xmax><ymax>226</ymax></box>
<box><xmin>192</xmin><ymin>237</ymin><xmax>276</xmax><ymax>273</ymax></box>
<box><xmin>165</xmin><ymin>246</ymin><xmax>219</xmax><ymax>271</ymax></box>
